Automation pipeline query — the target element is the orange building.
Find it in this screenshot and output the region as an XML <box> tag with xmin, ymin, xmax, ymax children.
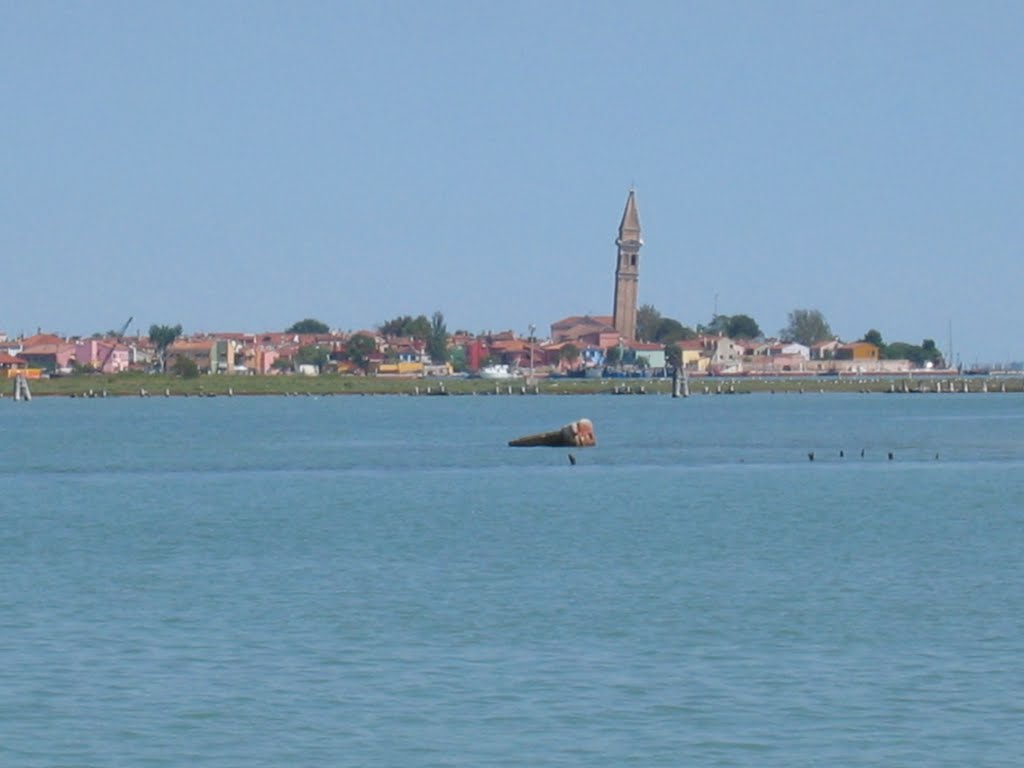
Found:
<box><xmin>835</xmin><ymin>342</ymin><xmax>880</xmax><ymax>361</ymax></box>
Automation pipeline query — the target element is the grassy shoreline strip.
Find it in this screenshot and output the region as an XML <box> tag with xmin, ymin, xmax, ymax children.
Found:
<box><xmin>8</xmin><ymin>373</ymin><xmax>1024</xmax><ymax>398</ymax></box>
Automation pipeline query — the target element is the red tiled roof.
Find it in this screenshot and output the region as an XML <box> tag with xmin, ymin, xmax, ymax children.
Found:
<box><xmin>169</xmin><ymin>340</ymin><xmax>214</xmax><ymax>352</ymax></box>
<box><xmin>208</xmin><ymin>332</ymin><xmax>249</xmax><ymax>341</ymax></box>
<box><xmin>627</xmin><ymin>341</ymin><xmax>664</xmax><ymax>351</ymax></box>
<box><xmin>552</xmin><ymin>315</ymin><xmax>614</xmax><ymax>330</ymax></box>
<box><xmin>21</xmin><ymin>343</ymin><xmax>66</xmax><ymax>355</ymax></box>
<box><xmin>489</xmin><ymin>339</ymin><xmax>527</xmax><ymax>352</ymax></box>
<box><xmin>20</xmin><ymin>333</ymin><xmax>64</xmax><ymax>347</ymax></box>
<box><xmin>675</xmin><ymin>340</ymin><xmax>704</xmax><ymax>351</ymax></box>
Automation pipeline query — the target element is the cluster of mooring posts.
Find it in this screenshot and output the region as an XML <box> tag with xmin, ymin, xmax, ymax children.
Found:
<box><xmin>672</xmin><ymin>367</ymin><xmax>690</xmax><ymax>398</ymax></box>
<box><xmin>883</xmin><ymin>378</ymin><xmax>1012</xmax><ymax>394</ymax></box>
<box><xmin>411</xmin><ymin>383</ymin><xmax>543</xmax><ymax>396</ymax></box>
<box><xmin>134</xmin><ymin>387</ymin><xmax>240</xmax><ymax>398</ymax></box>
<box><xmin>12</xmin><ymin>371</ymin><xmax>1022</xmax><ymax>399</ymax></box>
<box><xmin>807</xmin><ymin>448</ymin><xmax>939</xmax><ymax>462</ymax></box>
<box><xmin>612</xmin><ymin>385</ymin><xmax>648</xmax><ymax>395</ymax></box>
<box><xmin>11</xmin><ymin>373</ymin><xmax>32</xmax><ymax>402</ymax></box>
<box><xmin>68</xmin><ymin>389</ymin><xmax>109</xmax><ymax>398</ymax></box>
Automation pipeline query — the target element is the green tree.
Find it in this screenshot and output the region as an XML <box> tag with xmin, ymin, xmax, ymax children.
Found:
<box><xmin>379</xmin><ymin>316</ymin><xmax>409</xmax><ymax>337</ymax></box>
<box><xmin>654</xmin><ymin>317</ymin><xmax>688</xmax><ymax>343</ymax></box>
<box><xmin>426</xmin><ymin>311</ymin><xmax>450</xmax><ymax>364</ymax></box>
<box><xmin>862</xmin><ymin>329</ymin><xmax>884</xmax><ymax>349</ymax></box>
<box><xmin>604</xmin><ymin>345</ymin><xmax>622</xmax><ymax>368</ymax></box>
<box><xmin>409</xmin><ymin>315</ymin><xmax>431</xmax><ymax>341</ymax></box>
<box><xmin>781</xmin><ymin>309</ymin><xmax>833</xmax><ymax>346</ymax></box>
<box><xmin>636</xmin><ymin>304</ymin><xmax>662</xmax><ymax>342</ymax></box>
<box><xmin>559</xmin><ymin>343</ymin><xmax>580</xmax><ymax>367</ymax></box>
<box><xmin>345</xmin><ymin>333</ymin><xmax>377</xmax><ymax>372</ymax></box>
<box><xmin>379</xmin><ymin>314</ymin><xmax>432</xmax><ymax>341</ymax></box>
<box><xmin>860</xmin><ymin>329</ymin><xmax>886</xmax><ymax>358</ymax></box>
<box><xmin>885</xmin><ymin>341</ymin><xmax>926</xmax><ymax>366</ymax></box>
<box><xmin>637</xmin><ymin>304</ymin><xmax>694</xmax><ymax>343</ymax></box>
<box><xmin>700</xmin><ymin>314</ymin><xmax>727</xmax><ymax>335</ymax></box>
<box><xmin>148</xmin><ymin>324</ymin><xmax>183</xmax><ymax>372</ymax></box>
<box><xmin>286</xmin><ymin>318</ymin><xmax>330</xmax><ymax>334</ymax></box>
<box><xmin>295</xmin><ymin>345</ymin><xmax>329</xmax><ymax>370</ymax></box>
<box><xmin>921</xmin><ymin>339</ymin><xmax>944</xmax><ymax>366</ymax></box>
<box><xmin>699</xmin><ymin>313</ymin><xmax>760</xmax><ymax>338</ymax></box>
<box><xmin>884</xmin><ymin>339</ymin><xmax>944</xmax><ymax>367</ymax></box>
<box><xmin>725</xmin><ymin>314</ymin><xmax>761</xmax><ymax>339</ymax></box>
<box><xmin>171</xmin><ymin>355</ymin><xmax>200</xmax><ymax>379</ymax></box>
<box><xmin>664</xmin><ymin>343</ymin><xmax>683</xmax><ymax>370</ymax></box>
<box><xmin>449</xmin><ymin>346</ymin><xmax>467</xmax><ymax>373</ymax></box>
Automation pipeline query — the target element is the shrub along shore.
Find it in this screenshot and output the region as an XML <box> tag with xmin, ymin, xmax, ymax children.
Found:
<box><xmin>10</xmin><ymin>372</ymin><xmax>1024</xmax><ymax>398</ymax></box>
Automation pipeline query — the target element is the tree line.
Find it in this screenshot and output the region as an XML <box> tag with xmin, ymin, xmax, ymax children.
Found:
<box><xmin>284</xmin><ymin>312</ymin><xmax>451</xmax><ymax>372</ymax></box>
<box><xmin>635</xmin><ymin>304</ymin><xmax>763</xmax><ymax>344</ymax></box>
<box><xmin>635</xmin><ymin>306</ymin><xmax>945</xmax><ymax>367</ymax></box>
<box><xmin>143</xmin><ymin>304</ymin><xmax>945</xmax><ymax>377</ymax></box>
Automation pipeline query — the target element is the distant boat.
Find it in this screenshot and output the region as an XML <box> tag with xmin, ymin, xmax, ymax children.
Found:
<box><xmin>477</xmin><ymin>364</ymin><xmax>516</xmax><ymax>380</ymax></box>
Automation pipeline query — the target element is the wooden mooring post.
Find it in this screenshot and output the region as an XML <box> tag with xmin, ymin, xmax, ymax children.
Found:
<box><xmin>13</xmin><ymin>373</ymin><xmax>32</xmax><ymax>402</ymax></box>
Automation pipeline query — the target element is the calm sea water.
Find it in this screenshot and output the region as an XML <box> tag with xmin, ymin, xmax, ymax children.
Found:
<box><xmin>2</xmin><ymin>392</ymin><xmax>1023</xmax><ymax>767</ymax></box>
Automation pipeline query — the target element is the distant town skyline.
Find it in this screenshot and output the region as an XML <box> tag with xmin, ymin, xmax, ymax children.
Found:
<box><xmin>4</xmin><ymin>2</ymin><xmax>1022</xmax><ymax>365</ymax></box>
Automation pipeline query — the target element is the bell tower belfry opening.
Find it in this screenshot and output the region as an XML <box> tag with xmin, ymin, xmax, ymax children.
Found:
<box><xmin>612</xmin><ymin>189</ymin><xmax>642</xmax><ymax>341</ymax></box>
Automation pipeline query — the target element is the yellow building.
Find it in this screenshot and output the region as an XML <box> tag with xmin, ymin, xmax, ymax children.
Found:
<box><xmin>835</xmin><ymin>342</ymin><xmax>880</xmax><ymax>361</ymax></box>
<box><xmin>375</xmin><ymin>361</ymin><xmax>425</xmax><ymax>376</ymax></box>
<box><xmin>167</xmin><ymin>339</ymin><xmax>239</xmax><ymax>373</ymax></box>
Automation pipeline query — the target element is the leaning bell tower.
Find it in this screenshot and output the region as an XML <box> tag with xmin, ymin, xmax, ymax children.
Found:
<box><xmin>612</xmin><ymin>189</ymin><xmax>642</xmax><ymax>341</ymax></box>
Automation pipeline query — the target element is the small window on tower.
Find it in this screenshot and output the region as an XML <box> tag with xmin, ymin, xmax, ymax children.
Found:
<box><xmin>631</xmin><ymin>254</ymin><xmax>637</xmax><ymax>267</ymax></box>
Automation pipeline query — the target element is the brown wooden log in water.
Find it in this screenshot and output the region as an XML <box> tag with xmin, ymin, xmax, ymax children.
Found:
<box><xmin>508</xmin><ymin>419</ymin><xmax>596</xmax><ymax>447</ymax></box>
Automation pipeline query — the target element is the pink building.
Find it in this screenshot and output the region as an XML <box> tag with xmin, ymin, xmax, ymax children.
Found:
<box><xmin>19</xmin><ymin>335</ymin><xmax>76</xmax><ymax>373</ymax></box>
<box><xmin>73</xmin><ymin>340</ymin><xmax>131</xmax><ymax>373</ymax></box>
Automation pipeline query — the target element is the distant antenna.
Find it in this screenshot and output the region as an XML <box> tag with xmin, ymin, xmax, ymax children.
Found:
<box><xmin>947</xmin><ymin>319</ymin><xmax>953</xmax><ymax>368</ymax></box>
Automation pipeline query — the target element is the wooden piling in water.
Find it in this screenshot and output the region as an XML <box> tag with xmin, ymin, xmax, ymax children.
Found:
<box><xmin>509</xmin><ymin>419</ymin><xmax>596</xmax><ymax>448</ymax></box>
<box><xmin>13</xmin><ymin>374</ymin><xmax>32</xmax><ymax>402</ymax></box>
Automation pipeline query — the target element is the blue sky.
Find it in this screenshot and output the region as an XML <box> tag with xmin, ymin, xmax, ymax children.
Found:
<box><xmin>4</xmin><ymin>1</ymin><xmax>1022</xmax><ymax>364</ymax></box>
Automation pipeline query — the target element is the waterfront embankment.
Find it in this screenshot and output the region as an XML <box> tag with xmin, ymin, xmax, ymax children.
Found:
<box><xmin>7</xmin><ymin>372</ymin><xmax>1024</xmax><ymax>398</ymax></box>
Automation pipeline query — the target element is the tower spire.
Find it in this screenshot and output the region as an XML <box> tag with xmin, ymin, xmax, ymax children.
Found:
<box><xmin>617</xmin><ymin>188</ymin><xmax>642</xmax><ymax>247</ymax></box>
<box><xmin>612</xmin><ymin>189</ymin><xmax>642</xmax><ymax>341</ymax></box>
